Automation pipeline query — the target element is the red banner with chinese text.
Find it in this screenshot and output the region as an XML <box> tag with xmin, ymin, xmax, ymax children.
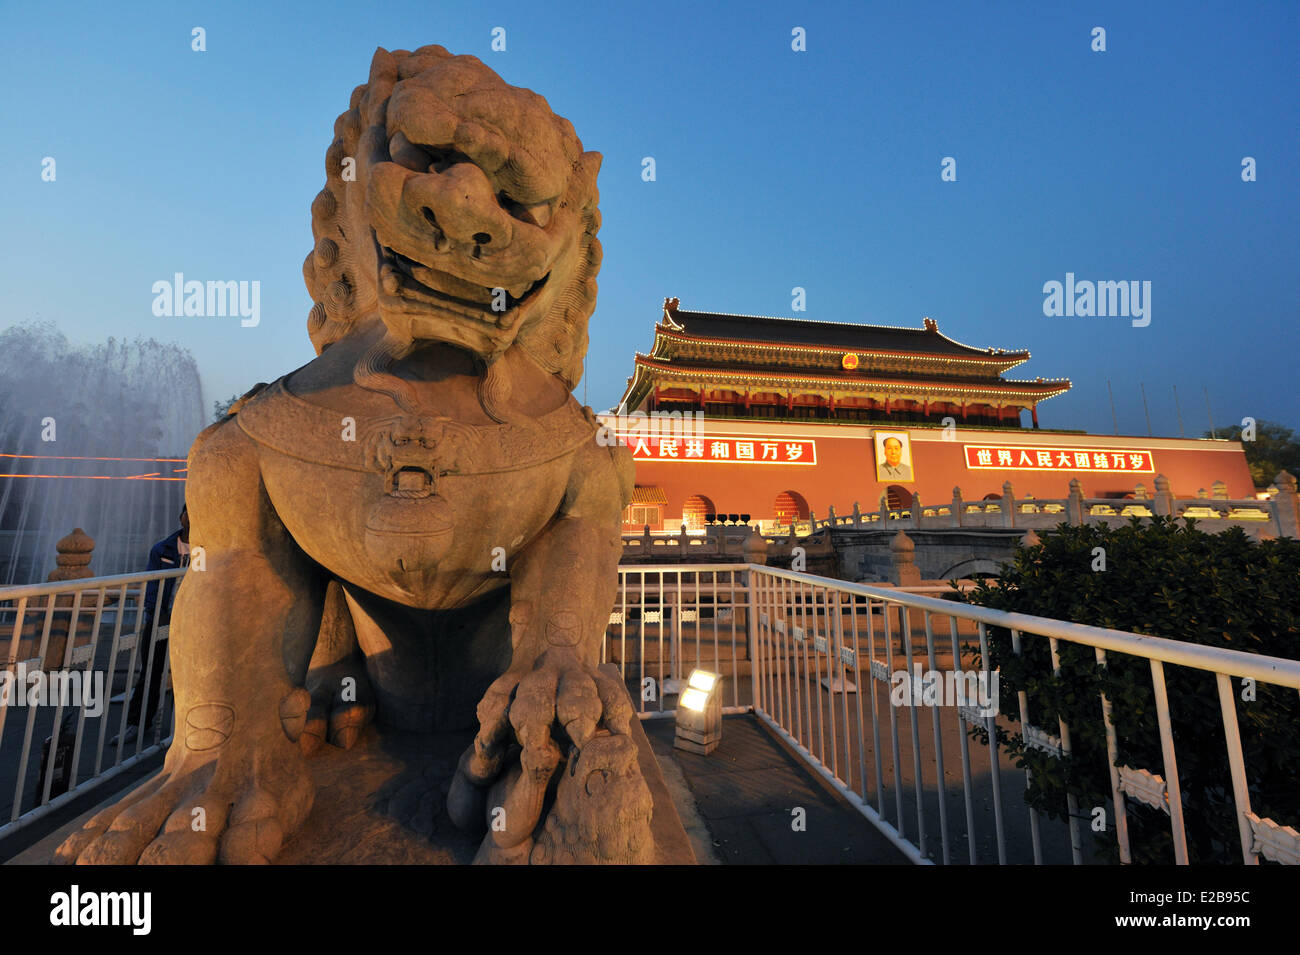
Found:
<box><xmin>964</xmin><ymin>445</ymin><xmax>1154</xmax><ymax>473</ymax></box>
<box><xmin>622</xmin><ymin>435</ymin><xmax>818</xmax><ymax>465</ymax></box>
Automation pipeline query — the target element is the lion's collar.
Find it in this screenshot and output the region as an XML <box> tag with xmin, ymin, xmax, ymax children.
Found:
<box><xmin>236</xmin><ymin>377</ymin><xmax>594</xmax><ymax>475</ymax></box>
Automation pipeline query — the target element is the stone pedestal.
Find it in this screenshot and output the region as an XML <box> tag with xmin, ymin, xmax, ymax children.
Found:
<box><xmin>279</xmin><ymin>728</ymin><xmax>695</xmax><ymax>863</ymax></box>
<box><xmin>275</xmin><ymin>666</ymin><xmax>695</xmax><ymax>864</ymax></box>
<box><xmin>34</xmin><ymin>673</ymin><xmax>696</xmax><ymax>866</ymax></box>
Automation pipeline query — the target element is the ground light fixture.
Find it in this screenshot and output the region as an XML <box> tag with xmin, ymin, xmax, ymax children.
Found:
<box><xmin>674</xmin><ymin>668</ymin><xmax>722</xmax><ymax>754</ymax></box>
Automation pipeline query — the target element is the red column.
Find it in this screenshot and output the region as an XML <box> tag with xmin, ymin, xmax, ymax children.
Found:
<box><xmin>1031</xmin><ymin>405</ymin><xmax>1039</xmax><ymax>429</ymax></box>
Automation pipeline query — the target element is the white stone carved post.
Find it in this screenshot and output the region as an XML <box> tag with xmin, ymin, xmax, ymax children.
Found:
<box><xmin>742</xmin><ymin>527</ymin><xmax>768</xmax><ymax>566</ymax></box>
<box><xmin>950</xmin><ymin>487</ymin><xmax>964</xmax><ymax>528</ymax></box>
<box><xmin>912</xmin><ymin>493</ymin><xmax>923</xmax><ymax>529</ymax></box>
<box><xmin>851</xmin><ymin>501</ymin><xmax>862</xmax><ymax>527</ymax></box>
<box><xmin>1067</xmin><ymin>479</ymin><xmax>1085</xmax><ymax>526</ymax></box>
<box><xmin>1273</xmin><ymin>471</ymin><xmax>1299</xmax><ymax>538</ymax></box>
<box><xmin>1134</xmin><ymin>482</ymin><xmax>1148</xmax><ymax>500</ymax></box>
<box><xmin>827</xmin><ymin>505</ymin><xmax>837</xmax><ymax>527</ymax></box>
<box><xmin>1154</xmin><ymin>474</ymin><xmax>1174</xmax><ymax>517</ymax></box>
<box><xmin>879</xmin><ymin>495</ymin><xmax>890</xmax><ymax>524</ymax></box>
<box><xmin>889</xmin><ymin>530</ymin><xmax>922</xmax><ymax>587</ymax></box>
<box><xmin>1212</xmin><ymin>481</ymin><xmax>1228</xmax><ymax>500</ymax></box>
<box><xmin>1002</xmin><ymin>481</ymin><xmax>1016</xmax><ymax>529</ymax></box>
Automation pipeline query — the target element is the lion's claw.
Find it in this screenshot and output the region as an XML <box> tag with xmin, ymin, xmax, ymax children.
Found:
<box><xmin>54</xmin><ymin>732</ymin><xmax>314</xmax><ymax>865</ymax></box>
<box><xmin>301</xmin><ymin>659</ymin><xmax>375</xmax><ymax>755</ymax></box>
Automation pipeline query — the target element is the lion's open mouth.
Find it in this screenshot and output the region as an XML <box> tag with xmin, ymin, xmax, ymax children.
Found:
<box><xmin>378</xmin><ymin>244</ymin><xmax>549</xmax><ymax>323</ymax></box>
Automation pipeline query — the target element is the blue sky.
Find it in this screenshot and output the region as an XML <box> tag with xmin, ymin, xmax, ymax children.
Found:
<box><xmin>3</xmin><ymin>0</ymin><xmax>1295</xmax><ymax>437</ymax></box>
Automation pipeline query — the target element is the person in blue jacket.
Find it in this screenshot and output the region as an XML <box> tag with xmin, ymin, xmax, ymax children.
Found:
<box><xmin>114</xmin><ymin>505</ymin><xmax>189</xmax><ymax>746</ymax></box>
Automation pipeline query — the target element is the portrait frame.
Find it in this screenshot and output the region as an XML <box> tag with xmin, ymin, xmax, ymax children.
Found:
<box><xmin>873</xmin><ymin>429</ymin><xmax>915</xmax><ymax>483</ymax></box>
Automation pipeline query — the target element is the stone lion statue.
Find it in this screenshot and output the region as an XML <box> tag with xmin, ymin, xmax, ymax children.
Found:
<box><xmin>57</xmin><ymin>45</ymin><xmax>653</xmax><ymax>864</ymax></box>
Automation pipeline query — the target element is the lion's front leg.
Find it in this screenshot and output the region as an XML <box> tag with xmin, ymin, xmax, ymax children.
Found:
<box><xmin>55</xmin><ymin>420</ymin><xmax>324</xmax><ymax>865</ymax></box>
<box><xmin>448</xmin><ymin>446</ymin><xmax>653</xmax><ymax>863</ymax></box>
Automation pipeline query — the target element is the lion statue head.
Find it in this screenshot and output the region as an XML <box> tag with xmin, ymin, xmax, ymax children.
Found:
<box><xmin>302</xmin><ymin>45</ymin><xmax>602</xmax><ymax>407</ymax></box>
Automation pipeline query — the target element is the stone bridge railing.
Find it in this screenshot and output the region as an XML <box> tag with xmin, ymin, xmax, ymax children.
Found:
<box><xmin>810</xmin><ymin>471</ymin><xmax>1298</xmax><ymax>541</ymax></box>
<box><xmin>620</xmin><ymin>522</ymin><xmax>837</xmax><ymax>572</ymax></box>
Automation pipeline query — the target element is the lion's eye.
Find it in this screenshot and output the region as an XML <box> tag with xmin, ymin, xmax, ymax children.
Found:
<box><xmin>391</xmin><ymin>133</ymin><xmax>476</xmax><ymax>175</ymax></box>
<box><xmin>425</xmin><ymin>145</ymin><xmax>473</xmax><ymax>173</ymax></box>
<box><xmin>388</xmin><ymin>132</ymin><xmax>432</xmax><ymax>173</ymax></box>
<box><xmin>497</xmin><ymin>192</ymin><xmax>552</xmax><ymax>228</ymax></box>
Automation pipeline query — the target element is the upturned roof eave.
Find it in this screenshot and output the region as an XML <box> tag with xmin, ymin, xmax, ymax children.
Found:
<box><xmin>629</xmin><ymin>355</ymin><xmax>1071</xmax><ymax>400</ymax></box>
<box><xmin>651</xmin><ymin>321</ymin><xmax>1030</xmax><ymax>369</ymax></box>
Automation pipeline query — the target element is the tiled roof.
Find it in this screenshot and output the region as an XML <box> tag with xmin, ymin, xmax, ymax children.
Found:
<box><xmin>665</xmin><ymin>306</ymin><xmax>1025</xmax><ymax>359</ymax></box>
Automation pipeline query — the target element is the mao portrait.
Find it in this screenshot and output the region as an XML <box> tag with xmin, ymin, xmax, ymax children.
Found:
<box><xmin>874</xmin><ymin>430</ymin><xmax>914</xmax><ymax>483</ymax></box>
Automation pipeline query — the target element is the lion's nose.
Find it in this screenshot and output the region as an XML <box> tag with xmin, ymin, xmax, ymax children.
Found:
<box><xmin>404</xmin><ymin>162</ymin><xmax>512</xmax><ymax>253</ymax></box>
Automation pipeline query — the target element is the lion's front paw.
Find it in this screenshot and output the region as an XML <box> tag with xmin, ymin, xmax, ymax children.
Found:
<box><xmin>54</xmin><ymin>719</ymin><xmax>314</xmax><ymax>865</ymax></box>
<box><xmin>448</xmin><ymin>650</ymin><xmax>650</xmax><ymax>862</ymax></box>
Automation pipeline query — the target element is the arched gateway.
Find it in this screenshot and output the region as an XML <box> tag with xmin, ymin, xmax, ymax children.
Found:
<box><xmin>774</xmin><ymin>490</ymin><xmax>810</xmax><ymax>527</ymax></box>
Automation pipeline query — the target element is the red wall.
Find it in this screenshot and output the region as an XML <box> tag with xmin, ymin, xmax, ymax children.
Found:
<box><xmin>603</xmin><ymin>416</ymin><xmax>1256</xmax><ymax>528</ymax></box>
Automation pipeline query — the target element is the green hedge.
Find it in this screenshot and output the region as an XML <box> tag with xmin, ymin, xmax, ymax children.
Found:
<box><xmin>960</xmin><ymin>517</ymin><xmax>1300</xmax><ymax>864</ymax></box>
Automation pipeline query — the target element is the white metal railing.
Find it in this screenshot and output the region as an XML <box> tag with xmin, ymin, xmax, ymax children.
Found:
<box><xmin>0</xmin><ymin>568</ymin><xmax>184</xmax><ymax>839</ymax></box>
<box><xmin>6</xmin><ymin>561</ymin><xmax>1297</xmax><ymax>866</ymax></box>
<box><xmin>608</xmin><ymin>563</ymin><xmax>1300</xmax><ymax>865</ymax></box>
<box><xmin>607</xmin><ymin>566</ymin><xmax>753</xmax><ymax>717</ymax></box>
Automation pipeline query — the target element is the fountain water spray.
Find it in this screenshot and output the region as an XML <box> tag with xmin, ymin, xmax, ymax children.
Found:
<box><xmin>0</xmin><ymin>323</ymin><xmax>203</xmax><ymax>583</ymax></box>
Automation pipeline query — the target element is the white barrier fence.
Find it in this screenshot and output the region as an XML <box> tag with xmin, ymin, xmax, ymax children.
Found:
<box><xmin>0</xmin><ymin>569</ymin><xmax>183</xmax><ymax>840</ymax></box>
<box><xmin>4</xmin><ymin>562</ymin><xmax>1298</xmax><ymax>866</ymax></box>
<box><xmin>608</xmin><ymin>563</ymin><xmax>1300</xmax><ymax>865</ymax></box>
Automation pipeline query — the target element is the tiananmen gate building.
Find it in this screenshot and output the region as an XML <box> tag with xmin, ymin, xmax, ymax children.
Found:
<box><xmin>605</xmin><ymin>298</ymin><xmax>1255</xmax><ymax>533</ymax></box>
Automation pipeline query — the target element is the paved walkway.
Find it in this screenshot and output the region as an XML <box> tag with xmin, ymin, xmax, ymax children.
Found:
<box><xmin>645</xmin><ymin>714</ymin><xmax>908</xmax><ymax>864</ymax></box>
